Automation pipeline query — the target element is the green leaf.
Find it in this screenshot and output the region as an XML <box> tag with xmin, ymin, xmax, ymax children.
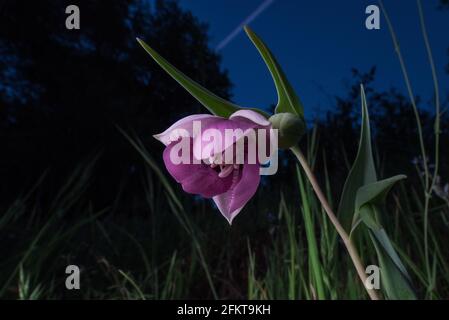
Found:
<box><xmin>244</xmin><ymin>26</ymin><xmax>304</xmax><ymax>117</ymax></box>
<box><xmin>353</xmin><ymin>175</ymin><xmax>407</xmax><ymax>227</ymax></box>
<box><xmin>370</xmin><ymin>234</ymin><xmax>416</xmax><ymax>300</ymax></box>
<box><xmin>360</xmin><ymin>205</ymin><xmax>417</xmax><ymax>299</ymax></box>
<box><xmin>137</xmin><ymin>38</ymin><xmax>240</xmax><ymax>118</ymax></box>
<box><xmin>337</xmin><ymin>84</ymin><xmax>377</xmax><ymax>232</ymax></box>
<box><xmin>365</xmin><ymin>217</ymin><xmax>409</xmax><ymax>280</ymax></box>
<box><xmin>334</xmin><ymin>85</ymin><xmax>415</xmax><ymax>299</ymax></box>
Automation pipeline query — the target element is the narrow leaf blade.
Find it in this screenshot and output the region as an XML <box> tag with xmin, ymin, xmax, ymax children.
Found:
<box><xmin>244</xmin><ymin>26</ymin><xmax>304</xmax><ymax>117</ymax></box>
<box><xmin>360</xmin><ymin>206</ymin><xmax>416</xmax><ymax>299</ymax></box>
<box><xmin>337</xmin><ymin>84</ymin><xmax>377</xmax><ymax>231</ymax></box>
<box><xmin>137</xmin><ymin>38</ymin><xmax>240</xmax><ymax>118</ymax></box>
<box><xmin>352</xmin><ymin>175</ymin><xmax>407</xmax><ymax>226</ymax></box>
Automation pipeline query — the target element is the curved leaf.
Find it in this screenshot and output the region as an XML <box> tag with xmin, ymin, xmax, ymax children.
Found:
<box><xmin>353</xmin><ymin>175</ymin><xmax>407</xmax><ymax>226</ymax></box>
<box><xmin>337</xmin><ymin>84</ymin><xmax>377</xmax><ymax>231</ymax></box>
<box><xmin>244</xmin><ymin>26</ymin><xmax>304</xmax><ymax>117</ymax></box>
<box><xmin>137</xmin><ymin>38</ymin><xmax>240</xmax><ymax>118</ymax></box>
<box><xmin>360</xmin><ymin>205</ymin><xmax>416</xmax><ymax>299</ymax></box>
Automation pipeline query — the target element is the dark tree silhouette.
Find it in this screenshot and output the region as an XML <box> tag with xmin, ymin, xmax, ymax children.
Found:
<box><xmin>0</xmin><ymin>0</ymin><xmax>232</xmax><ymax>205</ymax></box>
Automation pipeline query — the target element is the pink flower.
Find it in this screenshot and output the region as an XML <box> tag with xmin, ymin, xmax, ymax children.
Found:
<box><xmin>154</xmin><ymin>110</ymin><xmax>272</xmax><ymax>224</ymax></box>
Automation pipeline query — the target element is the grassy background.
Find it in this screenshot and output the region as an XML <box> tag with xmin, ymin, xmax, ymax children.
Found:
<box><xmin>1</xmin><ymin>130</ymin><xmax>448</xmax><ymax>300</ymax></box>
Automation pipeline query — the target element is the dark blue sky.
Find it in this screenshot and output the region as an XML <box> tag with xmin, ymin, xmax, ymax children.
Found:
<box><xmin>177</xmin><ymin>0</ymin><xmax>449</xmax><ymax>120</ymax></box>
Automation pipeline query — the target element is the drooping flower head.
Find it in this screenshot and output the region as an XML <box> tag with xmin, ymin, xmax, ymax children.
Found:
<box><xmin>154</xmin><ymin>110</ymin><xmax>273</xmax><ymax>224</ymax></box>
<box><xmin>137</xmin><ymin>26</ymin><xmax>305</xmax><ymax>224</ymax></box>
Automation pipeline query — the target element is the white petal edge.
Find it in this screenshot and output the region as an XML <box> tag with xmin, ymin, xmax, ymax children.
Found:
<box><xmin>213</xmin><ymin>193</ymin><xmax>243</xmax><ymax>225</ymax></box>
<box><xmin>153</xmin><ymin>114</ymin><xmax>218</xmax><ymax>146</ymax></box>
<box><xmin>229</xmin><ymin>109</ymin><xmax>270</xmax><ymax>126</ymax></box>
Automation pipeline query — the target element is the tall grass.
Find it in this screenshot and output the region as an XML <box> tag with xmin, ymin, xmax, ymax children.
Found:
<box><xmin>0</xmin><ymin>125</ymin><xmax>447</xmax><ymax>299</ymax></box>
<box><xmin>380</xmin><ymin>0</ymin><xmax>443</xmax><ymax>298</ymax></box>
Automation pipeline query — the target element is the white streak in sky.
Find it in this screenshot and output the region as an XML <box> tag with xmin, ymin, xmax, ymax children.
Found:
<box><xmin>215</xmin><ymin>0</ymin><xmax>275</xmax><ymax>51</ymax></box>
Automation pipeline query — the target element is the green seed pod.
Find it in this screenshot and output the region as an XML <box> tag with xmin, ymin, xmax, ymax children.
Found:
<box><xmin>269</xmin><ymin>113</ymin><xmax>306</xmax><ymax>149</ymax></box>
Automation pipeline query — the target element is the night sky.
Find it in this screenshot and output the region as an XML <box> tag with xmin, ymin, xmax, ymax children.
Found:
<box><xmin>177</xmin><ymin>0</ymin><xmax>449</xmax><ymax>119</ymax></box>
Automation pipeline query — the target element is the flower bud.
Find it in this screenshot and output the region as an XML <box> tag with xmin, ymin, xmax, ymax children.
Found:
<box><xmin>269</xmin><ymin>113</ymin><xmax>305</xmax><ymax>149</ymax></box>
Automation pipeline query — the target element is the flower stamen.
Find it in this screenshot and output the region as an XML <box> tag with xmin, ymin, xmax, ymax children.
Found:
<box><xmin>218</xmin><ymin>164</ymin><xmax>234</xmax><ymax>178</ymax></box>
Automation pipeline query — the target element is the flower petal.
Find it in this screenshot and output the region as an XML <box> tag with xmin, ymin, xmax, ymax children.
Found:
<box><xmin>163</xmin><ymin>140</ymin><xmax>233</xmax><ymax>197</ymax></box>
<box><xmin>192</xmin><ymin>118</ymin><xmax>262</xmax><ymax>161</ymax></box>
<box><xmin>229</xmin><ymin>109</ymin><xmax>270</xmax><ymax>126</ymax></box>
<box><xmin>154</xmin><ymin>114</ymin><xmax>218</xmax><ymax>146</ymax></box>
<box><xmin>213</xmin><ymin>164</ymin><xmax>260</xmax><ymax>224</ymax></box>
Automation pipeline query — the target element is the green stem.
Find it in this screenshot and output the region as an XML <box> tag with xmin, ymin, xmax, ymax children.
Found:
<box><xmin>379</xmin><ymin>0</ymin><xmax>430</xmax><ymax>188</ymax></box>
<box><xmin>417</xmin><ymin>0</ymin><xmax>441</xmax><ymax>296</ymax></box>
<box><xmin>379</xmin><ymin>0</ymin><xmax>436</xmax><ymax>295</ymax></box>
<box><xmin>291</xmin><ymin>145</ymin><xmax>380</xmax><ymax>300</ymax></box>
